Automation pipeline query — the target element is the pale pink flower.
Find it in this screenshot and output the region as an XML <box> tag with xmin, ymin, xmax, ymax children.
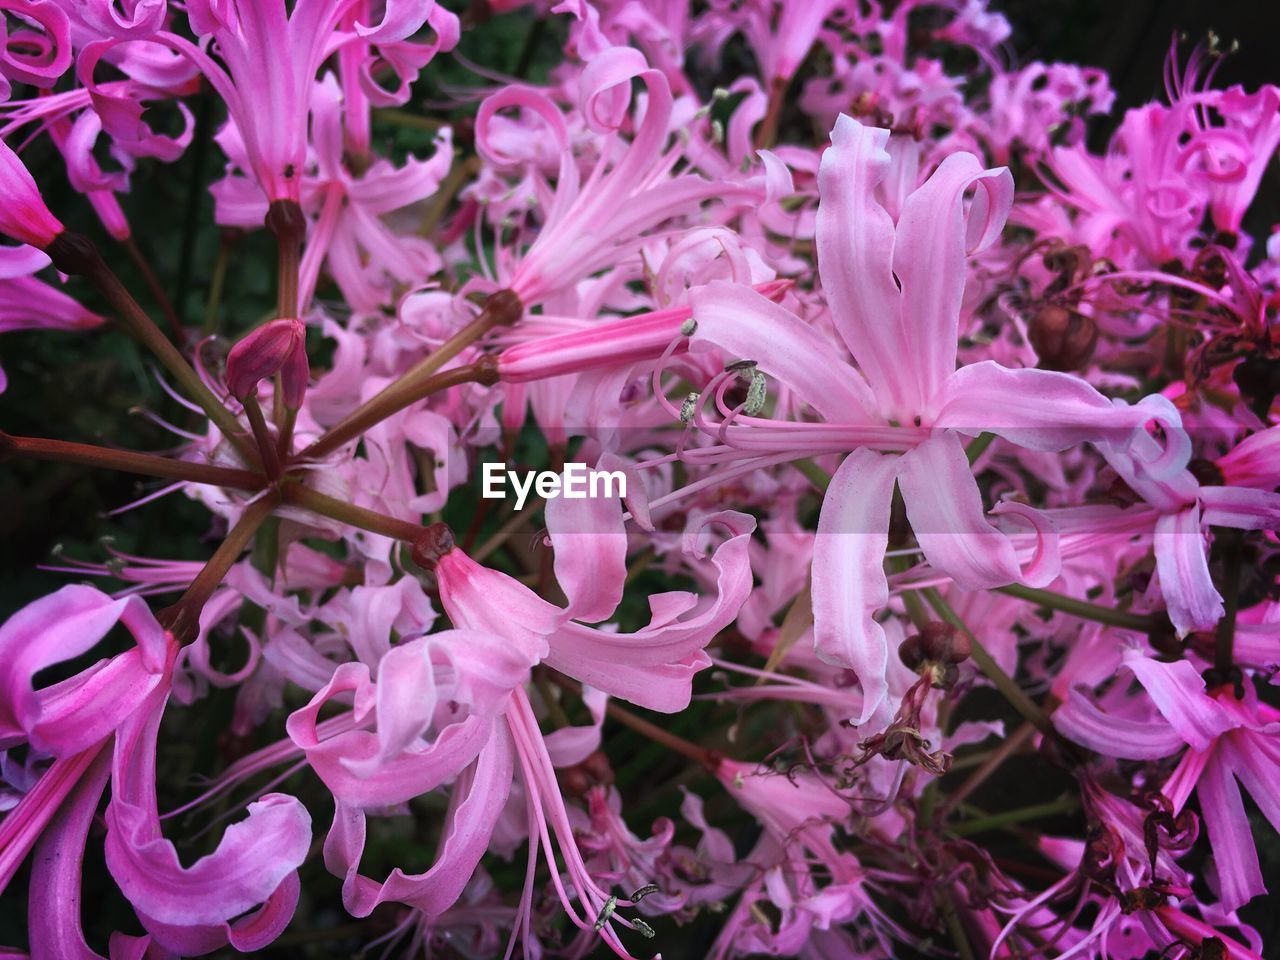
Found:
<box><xmin>689</xmin><ymin>116</ymin><xmax>1174</xmax><ymax>721</ymax></box>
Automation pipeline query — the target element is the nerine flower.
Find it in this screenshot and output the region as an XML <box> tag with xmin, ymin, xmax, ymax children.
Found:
<box><xmin>475</xmin><ymin>45</ymin><xmax>776</xmax><ymax>310</ymax></box>
<box><xmin>0</xmin><ymin>586</ymin><xmax>312</xmax><ymax>951</ymax></box>
<box><xmin>160</xmin><ymin>0</ymin><xmax>452</xmax><ymax>203</ymax></box>
<box><xmin>287</xmin><ymin>489</ymin><xmax>754</xmax><ymax>954</ymax></box>
<box><xmin>689</xmin><ymin>115</ymin><xmax>1177</xmax><ymax>722</ymax></box>
<box><xmin>1056</xmin><ymin>652</ymin><xmax>1280</xmax><ymax>913</ymax></box>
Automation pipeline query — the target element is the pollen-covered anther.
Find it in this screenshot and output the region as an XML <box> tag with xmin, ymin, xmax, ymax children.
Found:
<box><xmin>679</xmin><ymin>392</ymin><xmax>700</xmax><ymax>423</ymax></box>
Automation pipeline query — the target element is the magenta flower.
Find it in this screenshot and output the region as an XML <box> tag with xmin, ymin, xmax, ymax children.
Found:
<box><xmin>286</xmin><ymin>491</ymin><xmax>753</xmax><ymax>953</ymax></box>
<box><xmin>160</xmin><ymin>0</ymin><xmax>452</xmax><ymax>203</ymax></box>
<box><xmin>1057</xmin><ymin>653</ymin><xmax>1280</xmax><ymax>913</ymax></box>
<box><xmin>0</xmin><ymin>586</ymin><xmax>311</xmax><ymax>951</ymax></box>
<box><xmin>0</xmin><ymin>137</ymin><xmax>63</xmax><ymax>249</ymax></box>
<box><xmin>3</xmin><ymin>3</ymin><xmax>1279</xmax><ymax>956</ymax></box>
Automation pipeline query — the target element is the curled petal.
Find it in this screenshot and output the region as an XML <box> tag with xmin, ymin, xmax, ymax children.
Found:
<box><xmin>0</xmin><ymin>0</ymin><xmax>72</xmax><ymax>87</ymax></box>
<box><xmin>105</xmin><ymin>692</ymin><xmax>310</xmax><ymax>934</ymax></box>
<box><xmin>1053</xmin><ymin>689</ymin><xmax>1185</xmax><ymax>759</ymax></box>
<box><xmin>545</xmin><ymin>463</ymin><xmax>626</xmax><ymax>624</ymax></box>
<box><xmin>1155</xmin><ymin>505</ymin><xmax>1223</xmax><ymax>637</ymax></box>
<box><xmin>544</xmin><ymin>511</ymin><xmax>756</xmax><ymax>712</ymax></box>
<box><xmin>990</xmin><ymin>499</ymin><xmax>1061</xmax><ymax>588</ymax></box>
<box><xmin>74</xmin><ymin>0</ymin><xmax>167</xmax><ymax>38</ymax></box>
<box><xmin>931</xmin><ymin>361</ymin><xmax>1144</xmax><ymax>450</ymax></box>
<box><xmin>0</xmin><ymin>586</ymin><xmax>169</xmax><ymax>756</ymax></box>
<box><xmin>1120</xmin><ymin>652</ymin><xmax>1233</xmax><ymax>751</ymax></box>
<box><xmin>690</xmin><ymin>280</ymin><xmax>877</xmax><ymax>423</ymax></box>
<box><xmin>326</xmin><ymin>727</ymin><xmax>514</xmax><ymax>918</ymax></box>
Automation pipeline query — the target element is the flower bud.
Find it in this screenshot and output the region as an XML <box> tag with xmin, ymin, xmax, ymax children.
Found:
<box><xmin>226</xmin><ymin>318</ymin><xmax>309</xmax><ymax>408</ymax></box>
<box><xmin>0</xmin><ymin>139</ymin><xmax>64</xmax><ymax>249</ymax></box>
<box><xmin>1028</xmin><ymin>304</ymin><xmax>1098</xmax><ymax>372</ymax></box>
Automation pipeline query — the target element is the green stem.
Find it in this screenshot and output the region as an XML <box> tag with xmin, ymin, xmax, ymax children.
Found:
<box><xmin>158</xmin><ymin>493</ymin><xmax>278</xmax><ymax>643</ymax></box>
<box><xmin>202</xmin><ymin>237</ymin><xmax>232</xmax><ymax>336</ymax></box>
<box><xmin>995</xmin><ymin>583</ymin><xmax>1153</xmax><ymax>631</ymax></box>
<box><xmin>950</xmin><ymin>795</ymin><xmax>1079</xmax><ymax>837</ymax></box>
<box><xmin>964</xmin><ymin>432</ymin><xmax>995</xmax><ymax>465</ymax></box>
<box><xmin>791</xmin><ymin>458</ymin><xmax>831</xmax><ymax>491</ymax></box>
<box><xmin>279</xmin><ymin>483</ymin><xmax>425</xmax><ymax>542</ymax></box>
<box><xmin>300</xmin><ymin>356</ymin><xmax>497</xmax><ymax>461</ymax></box>
<box><xmin>372</xmin><ymin>108</ymin><xmax>447</xmax><ymax>132</ymax></box>
<box><xmin>922</xmin><ymin>588</ymin><xmax>1055</xmax><ymax>737</ymax></box>
<box><xmin>938</xmin><ymin>888</ymin><xmax>976</xmax><ymax>960</ymax></box>
<box><xmin>3</xmin><ymin>432</ymin><xmax>262</xmax><ymax>490</ymax></box>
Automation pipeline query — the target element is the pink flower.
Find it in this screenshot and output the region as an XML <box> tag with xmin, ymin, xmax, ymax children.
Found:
<box><xmin>1057</xmin><ymin>654</ymin><xmax>1280</xmax><ymax>913</ymax></box>
<box><xmin>161</xmin><ymin>0</ymin><xmax>452</xmax><ymax>203</ymax></box>
<box><xmin>711</xmin><ymin>759</ymin><xmax>867</xmax><ymax>956</ymax></box>
<box><xmin>0</xmin><ymin>245</ymin><xmax>104</xmax><ymax>392</ymax></box>
<box><xmin>0</xmin><ymin>586</ymin><xmax>311</xmax><ymax>951</ymax></box>
<box><xmin>1097</xmin><ymin>426</ymin><xmax>1280</xmax><ymax>636</ymax></box>
<box><xmin>475</xmin><ymin>47</ymin><xmax>773</xmax><ymax>308</ymax></box>
<box><xmin>0</xmin><ymin>138</ymin><xmax>63</xmax><ymax>249</ymax></box>
<box><xmin>689</xmin><ymin>116</ymin><xmax>1174</xmax><ymax>722</ymax></box>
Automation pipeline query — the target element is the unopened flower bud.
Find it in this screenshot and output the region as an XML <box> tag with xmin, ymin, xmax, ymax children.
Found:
<box><xmin>226</xmin><ymin>318</ymin><xmax>309</xmax><ymax>408</ymax></box>
<box><xmin>0</xmin><ymin>139</ymin><xmax>64</xmax><ymax>250</ymax></box>
<box><xmin>411</xmin><ymin>522</ymin><xmax>456</xmax><ymax>570</ymax></box>
<box><xmin>1028</xmin><ymin>304</ymin><xmax>1098</xmax><ymax>372</ymax></box>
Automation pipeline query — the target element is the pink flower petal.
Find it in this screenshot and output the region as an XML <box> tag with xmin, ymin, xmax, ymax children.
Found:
<box><xmin>898</xmin><ymin>433</ymin><xmax>1021</xmax><ymax>590</ymax></box>
<box><xmin>811</xmin><ymin>448</ymin><xmax>898</xmax><ymax>725</ymax></box>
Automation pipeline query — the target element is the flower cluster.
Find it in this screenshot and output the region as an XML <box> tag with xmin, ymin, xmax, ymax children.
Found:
<box><xmin>0</xmin><ymin>2</ymin><xmax>1277</xmax><ymax>958</ymax></box>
